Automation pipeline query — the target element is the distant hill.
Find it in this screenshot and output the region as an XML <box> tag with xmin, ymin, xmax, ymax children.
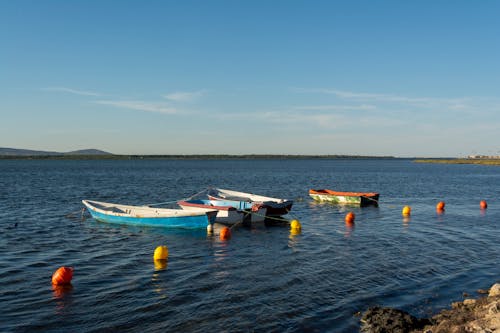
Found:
<box><xmin>0</xmin><ymin>147</ymin><xmax>112</xmax><ymax>156</ymax></box>
<box><xmin>65</xmin><ymin>149</ymin><xmax>112</xmax><ymax>155</ymax></box>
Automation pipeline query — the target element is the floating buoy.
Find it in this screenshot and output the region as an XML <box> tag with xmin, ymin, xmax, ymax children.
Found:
<box><xmin>52</xmin><ymin>266</ymin><xmax>73</xmax><ymax>285</ymax></box>
<box><xmin>480</xmin><ymin>200</ymin><xmax>488</xmax><ymax>209</ymax></box>
<box><xmin>154</xmin><ymin>259</ymin><xmax>168</xmax><ymax>271</ymax></box>
<box><xmin>402</xmin><ymin>206</ymin><xmax>411</xmax><ymax>216</ymax></box>
<box><xmin>344</xmin><ymin>212</ymin><xmax>355</xmax><ymax>224</ymax></box>
<box><xmin>220</xmin><ymin>227</ymin><xmax>231</xmax><ymax>240</ymax></box>
<box><xmin>207</xmin><ymin>224</ymin><xmax>214</xmax><ymax>234</ymax></box>
<box><xmin>290</xmin><ymin>219</ymin><xmax>302</xmax><ymax>231</ymax></box>
<box><xmin>436</xmin><ymin>201</ymin><xmax>445</xmax><ymax>211</ymax></box>
<box><xmin>154</xmin><ymin>245</ymin><xmax>169</xmax><ymax>260</ymax></box>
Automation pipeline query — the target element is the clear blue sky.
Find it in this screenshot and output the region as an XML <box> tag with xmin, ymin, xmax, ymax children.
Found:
<box><xmin>1</xmin><ymin>0</ymin><xmax>499</xmax><ymax>157</ymax></box>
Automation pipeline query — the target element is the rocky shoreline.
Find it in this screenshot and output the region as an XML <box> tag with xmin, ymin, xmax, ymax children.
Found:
<box><xmin>360</xmin><ymin>282</ymin><xmax>500</xmax><ymax>333</ymax></box>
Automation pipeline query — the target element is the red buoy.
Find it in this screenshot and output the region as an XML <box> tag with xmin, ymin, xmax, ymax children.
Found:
<box><xmin>480</xmin><ymin>200</ymin><xmax>488</xmax><ymax>209</ymax></box>
<box><xmin>436</xmin><ymin>201</ymin><xmax>445</xmax><ymax>211</ymax></box>
<box><xmin>219</xmin><ymin>227</ymin><xmax>232</xmax><ymax>241</ymax></box>
<box><xmin>345</xmin><ymin>212</ymin><xmax>355</xmax><ymax>224</ymax></box>
<box><xmin>52</xmin><ymin>266</ymin><xmax>73</xmax><ymax>285</ymax></box>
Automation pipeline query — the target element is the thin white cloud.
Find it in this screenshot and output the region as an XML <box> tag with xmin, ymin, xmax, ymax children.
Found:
<box><xmin>292</xmin><ymin>87</ymin><xmax>469</xmax><ymax>108</ymax></box>
<box><xmin>42</xmin><ymin>86</ymin><xmax>101</xmax><ymax>97</ymax></box>
<box><xmin>163</xmin><ymin>90</ymin><xmax>206</xmax><ymax>102</ymax></box>
<box><xmin>292</xmin><ymin>104</ymin><xmax>376</xmax><ymax>111</ymax></box>
<box><xmin>94</xmin><ymin>100</ymin><xmax>178</xmax><ymax>114</ymax></box>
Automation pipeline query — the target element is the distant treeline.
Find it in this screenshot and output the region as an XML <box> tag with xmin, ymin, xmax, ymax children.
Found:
<box><xmin>415</xmin><ymin>158</ymin><xmax>500</xmax><ymax>166</ymax></box>
<box><xmin>0</xmin><ymin>154</ymin><xmax>397</xmax><ymax>160</ymax></box>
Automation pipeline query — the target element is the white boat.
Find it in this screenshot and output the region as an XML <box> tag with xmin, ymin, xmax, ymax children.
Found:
<box><xmin>207</xmin><ymin>188</ymin><xmax>293</xmax><ymax>216</ymax></box>
<box><xmin>82</xmin><ymin>200</ymin><xmax>217</xmax><ymax>229</ymax></box>
<box><xmin>177</xmin><ymin>199</ymin><xmax>267</xmax><ymax>224</ymax></box>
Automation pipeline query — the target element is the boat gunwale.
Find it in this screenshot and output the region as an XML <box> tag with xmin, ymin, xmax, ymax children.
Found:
<box><xmin>177</xmin><ymin>200</ymin><xmax>237</xmax><ymax>212</ymax></box>
<box><xmin>209</xmin><ymin>188</ymin><xmax>293</xmax><ymax>207</ymax></box>
<box><xmin>309</xmin><ymin>189</ymin><xmax>379</xmax><ymax>197</ymax></box>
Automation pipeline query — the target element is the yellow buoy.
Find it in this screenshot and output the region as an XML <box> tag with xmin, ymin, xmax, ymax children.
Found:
<box><xmin>154</xmin><ymin>245</ymin><xmax>169</xmax><ymax>260</ymax></box>
<box><xmin>207</xmin><ymin>224</ymin><xmax>214</xmax><ymax>234</ymax></box>
<box><xmin>290</xmin><ymin>219</ymin><xmax>302</xmax><ymax>231</ymax></box>
<box><xmin>402</xmin><ymin>206</ymin><xmax>411</xmax><ymax>216</ymax></box>
<box><xmin>154</xmin><ymin>259</ymin><xmax>168</xmax><ymax>271</ymax></box>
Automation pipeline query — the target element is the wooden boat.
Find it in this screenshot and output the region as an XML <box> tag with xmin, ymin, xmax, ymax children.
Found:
<box><xmin>207</xmin><ymin>188</ymin><xmax>293</xmax><ymax>216</ymax></box>
<box><xmin>82</xmin><ymin>200</ymin><xmax>217</xmax><ymax>229</ymax></box>
<box><xmin>177</xmin><ymin>199</ymin><xmax>267</xmax><ymax>224</ymax></box>
<box><xmin>309</xmin><ymin>189</ymin><xmax>379</xmax><ymax>207</ymax></box>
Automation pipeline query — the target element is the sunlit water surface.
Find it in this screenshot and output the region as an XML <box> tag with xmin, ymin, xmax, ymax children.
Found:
<box><xmin>1</xmin><ymin>159</ymin><xmax>498</xmax><ymax>332</ymax></box>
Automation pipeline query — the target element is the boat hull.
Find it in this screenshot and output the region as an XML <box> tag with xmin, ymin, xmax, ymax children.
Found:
<box><xmin>82</xmin><ymin>200</ymin><xmax>217</xmax><ymax>229</ymax></box>
<box><xmin>177</xmin><ymin>199</ymin><xmax>264</xmax><ymax>224</ymax></box>
<box><xmin>309</xmin><ymin>189</ymin><xmax>379</xmax><ymax>207</ymax></box>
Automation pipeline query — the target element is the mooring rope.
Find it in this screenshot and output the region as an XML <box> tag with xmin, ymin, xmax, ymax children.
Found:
<box><xmin>143</xmin><ymin>188</ymin><xmax>210</xmax><ymax>207</ymax></box>
<box><xmin>65</xmin><ymin>208</ymin><xmax>89</xmax><ymax>221</ymax></box>
<box><xmin>235</xmin><ymin>208</ymin><xmax>294</xmax><ymax>223</ymax></box>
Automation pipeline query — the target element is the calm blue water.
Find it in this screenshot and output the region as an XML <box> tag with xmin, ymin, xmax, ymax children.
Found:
<box><xmin>1</xmin><ymin>159</ymin><xmax>499</xmax><ymax>332</ymax></box>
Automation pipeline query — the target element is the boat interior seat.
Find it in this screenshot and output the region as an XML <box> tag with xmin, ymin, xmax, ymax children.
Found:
<box><xmin>104</xmin><ymin>206</ymin><xmax>126</xmax><ymax>213</ymax></box>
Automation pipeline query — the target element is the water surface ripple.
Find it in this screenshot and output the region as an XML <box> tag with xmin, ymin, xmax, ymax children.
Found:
<box><xmin>0</xmin><ymin>159</ymin><xmax>498</xmax><ymax>332</ymax></box>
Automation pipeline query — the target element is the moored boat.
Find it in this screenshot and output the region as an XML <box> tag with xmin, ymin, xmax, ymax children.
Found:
<box><xmin>82</xmin><ymin>200</ymin><xmax>217</xmax><ymax>229</ymax></box>
<box><xmin>207</xmin><ymin>188</ymin><xmax>293</xmax><ymax>216</ymax></box>
<box><xmin>177</xmin><ymin>199</ymin><xmax>267</xmax><ymax>224</ymax></box>
<box><xmin>309</xmin><ymin>189</ymin><xmax>379</xmax><ymax>207</ymax></box>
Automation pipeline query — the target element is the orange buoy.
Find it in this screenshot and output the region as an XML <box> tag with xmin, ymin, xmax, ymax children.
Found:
<box><xmin>219</xmin><ymin>227</ymin><xmax>231</xmax><ymax>240</ymax></box>
<box><xmin>436</xmin><ymin>201</ymin><xmax>445</xmax><ymax>211</ymax></box>
<box><xmin>52</xmin><ymin>266</ymin><xmax>73</xmax><ymax>285</ymax></box>
<box><xmin>402</xmin><ymin>206</ymin><xmax>411</xmax><ymax>216</ymax></box>
<box><xmin>345</xmin><ymin>212</ymin><xmax>355</xmax><ymax>224</ymax></box>
<box><xmin>480</xmin><ymin>200</ymin><xmax>488</xmax><ymax>209</ymax></box>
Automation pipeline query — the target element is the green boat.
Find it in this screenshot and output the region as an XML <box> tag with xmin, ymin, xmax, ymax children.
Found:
<box><xmin>309</xmin><ymin>189</ymin><xmax>379</xmax><ymax>207</ymax></box>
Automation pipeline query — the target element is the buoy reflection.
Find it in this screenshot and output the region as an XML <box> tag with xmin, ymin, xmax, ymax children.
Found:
<box><xmin>52</xmin><ymin>284</ymin><xmax>73</xmax><ymax>314</ymax></box>
<box><xmin>344</xmin><ymin>221</ymin><xmax>355</xmax><ymax>238</ymax></box>
<box><xmin>52</xmin><ymin>284</ymin><xmax>73</xmax><ymax>299</ymax></box>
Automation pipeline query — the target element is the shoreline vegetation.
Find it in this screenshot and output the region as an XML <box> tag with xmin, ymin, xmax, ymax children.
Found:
<box><xmin>0</xmin><ymin>155</ymin><xmax>499</xmax><ymax>165</ymax></box>
<box><xmin>0</xmin><ymin>154</ymin><xmax>399</xmax><ymax>160</ymax></box>
<box><xmin>415</xmin><ymin>158</ymin><xmax>500</xmax><ymax>166</ymax></box>
<box><xmin>0</xmin><ymin>147</ymin><xmax>498</xmax><ymax>164</ymax></box>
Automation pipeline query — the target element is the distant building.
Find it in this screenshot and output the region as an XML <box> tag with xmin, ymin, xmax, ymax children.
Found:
<box><xmin>468</xmin><ymin>155</ymin><xmax>500</xmax><ymax>159</ymax></box>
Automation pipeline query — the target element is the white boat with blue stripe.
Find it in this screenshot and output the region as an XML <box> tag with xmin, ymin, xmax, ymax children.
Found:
<box><xmin>82</xmin><ymin>200</ymin><xmax>217</xmax><ymax>229</ymax></box>
<box><xmin>177</xmin><ymin>199</ymin><xmax>267</xmax><ymax>224</ymax></box>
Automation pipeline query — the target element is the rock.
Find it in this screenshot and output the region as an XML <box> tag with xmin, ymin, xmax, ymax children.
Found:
<box><xmin>489</xmin><ymin>283</ymin><xmax>500</xmax><ymax>297</ymax></box>
<box><xmin>488</xmin><ymin>301</ymin><xmax>500</xmax><ymax>315</ymax></box>
<box><xmin>463</xmin><ymin>299</ymin><xmax>476</xmax><ymax>306</ymax></box>
<box><xmin>360</xmin><ymin>306</ymin><xmax>429</xmax><ymax>333</ymax></box>
<box><xmin>362</xmin><ymin>282</ymin><xmax>500</xmax><ymax>333</ymax></box>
